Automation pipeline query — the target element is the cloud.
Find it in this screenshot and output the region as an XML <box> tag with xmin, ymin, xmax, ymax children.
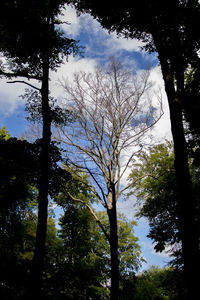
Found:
<box><xmin>59</xmin><ymin>5</ymin><xmax>144</xmax><ymax>59</ymax></box>
<box><xmin>0</xmin><ymin>78</ymin><xmax>26</xmax><ymax>116</ymax></box>
<box><xmin>59</xmin><ymin>5</ymin><xmax>106</xmax><ymax>40</ymax></box>
<box><xmin>141</xmin><ymin>240</ymin><xmax>171</xmax><ymax>261</ymax></box>
<box><xmin>59</xmin><ymin>5</ymin><xmax>81</xmax><ymax>38</ymax></box>
<box><xmin>148</xmin><ymin>66</ymin><xmax>172</xmax><ymax>142</ymax></box>
<box><xmin>117</xmin><ymin>195</ymin><xmax>137</xmax><ymax>220</ymax></box>
<box><xmin>105</xmin><ymin>32</ymin><xmax>144</xmax><ymax>53</ymax></box>
<box><xmin>49</xmin><ymin>55</ymin><xmax>97</xmax><ymax>99</ymax></box>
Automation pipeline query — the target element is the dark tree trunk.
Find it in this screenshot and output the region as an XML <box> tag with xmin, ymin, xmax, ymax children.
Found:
<box><xmin>31</xmin><ymin>53</ymin><xmax>52</xmax><ymax>297</ymax></box>
<box><xmin>156</xmin><ymin>44</ymin><xmax>199</xmax><ymax>299</ymax></box>
<box><xmin>107</xmin><ymin>185</ymin><xmax>119</xmax><ymax>300</ymax></box>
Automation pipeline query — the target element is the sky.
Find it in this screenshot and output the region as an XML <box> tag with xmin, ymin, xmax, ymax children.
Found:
<box><xmin>0</xmin><ymin>5</ymin><xmax>173</xmax><ymax>270</ymax></box>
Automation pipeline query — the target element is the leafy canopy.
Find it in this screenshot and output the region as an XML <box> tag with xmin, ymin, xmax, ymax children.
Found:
<box><xmin>0</xmin><ymin>0</ymin><xmax>81</xmax><ymax>77</ymax></box>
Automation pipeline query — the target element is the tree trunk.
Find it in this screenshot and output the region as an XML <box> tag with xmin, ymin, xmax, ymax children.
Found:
<box><xmin>31</xmin><ymin>53</ymin><xmax>52</xmax><ymax>297</ymax></box>
<box><xmin>156</xmin><ymin>46</ymin><xmax>199</xmax><ymax>299</ymax></box>
<box><xmin>107</xmin><ymin>185</ymin><xmax>119</xmax><ymax>300</ymax></box>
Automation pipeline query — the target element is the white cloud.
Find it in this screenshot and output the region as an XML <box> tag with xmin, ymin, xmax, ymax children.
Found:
<box><xmin>59</xmin><ymin>5</ymin><xmax>105</xmax><ymax>39</ymax></box>
<box><xmin>59</xmin><ymin>5</ymin><xmax>81</xmax><ymax>37</ymax></box>
<box><xmin>0</xmin><ymin>78</ymin><xmax>26</xmax><ymax>116</ymax></box>
<box><xmin>59</xmin><ymin>5</ymin><xmax>144</xmax><ymax>56</ymax></box>
<box><xmin>105</xmin><ymin>32</ymin><xmax>144</xmax><ymax>53</ymax></box>
<box><xmin>117</xmin><ymin>195</ymin><xmax>137</xmax><ymax>219</ymax></box>
<box><xmin>141</xmin><ymin>240</ymin><xmax>171</xmax><ymax>261</ymax></box>
<box><xmin>80</xmin><ymin>13</ymin><xmax>105</xmax><ymax>36</ymax></box>
<box><xmin>50</xmin><ymin>55</ymin><xmax>97</xmax><ymax>99</ymax></box>
<box><xmin>116</xmin><ymin>67</ymin><xmax>172</xmax><ymax>196</ymax></box>
<box><xmin>149</xmin><ymin>66</ymin><xmax>172</xmax><ymax>142</ymax></box>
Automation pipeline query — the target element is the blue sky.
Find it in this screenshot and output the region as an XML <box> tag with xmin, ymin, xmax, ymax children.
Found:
<box><xmin>0</xmin><ymin>5</ymin><xmax>172</xmax><ymax>270</ymax></box>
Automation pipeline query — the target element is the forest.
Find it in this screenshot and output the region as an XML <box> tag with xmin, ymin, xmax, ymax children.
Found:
<box><xmin>0</xmin><ymin>1</ymin><xmax>200</xmax><ymax>299</ymax></box>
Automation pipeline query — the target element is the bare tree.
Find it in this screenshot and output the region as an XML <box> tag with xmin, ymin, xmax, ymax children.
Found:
<box><xmin>57</xmin><ymin>58</ymin><xmax>163</xmax><ymax>300</ymax></box>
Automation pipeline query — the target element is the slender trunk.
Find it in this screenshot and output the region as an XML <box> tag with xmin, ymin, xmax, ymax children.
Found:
<box><xmin>156</xmin><ymin>45</ymin><xmax>199</xmax><ymax>299</ymax></box>
<box><xmin>31</xmin><ymin>53</ymin><xmax>51</xmax><ymax>297</ymax></box>
<box><xmin>107</xmin><ymin>185</ymin><xmax>119</xmax><ymax>300</ymax></box>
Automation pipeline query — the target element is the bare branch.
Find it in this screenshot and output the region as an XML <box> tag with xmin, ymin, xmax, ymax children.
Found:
<box><xmin>56</xmin><ymin>58</ymin><xmax>163</xmax><ymax>219</ymax></box>
<box><xmin>85</xmin><ymin>164</ymin><xmax>108</xmax><ymax>209</ymax></box>
<box><xmin>62</xmin><ymin>162</ymin><xmax>108</xmax><ymax>209</ymax></box>
<box><xmin>7</xmin><ymin>80</ymin><xmax>41</xmax><ymax>91</ymax></box>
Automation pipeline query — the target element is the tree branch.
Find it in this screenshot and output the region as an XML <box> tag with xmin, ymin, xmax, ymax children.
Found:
<box><xmin>85</xmin><ymin>164</ymin><xmax>108</xmax><ymax>210</ymax></box>
<box><xmin>67</xmin><ymin>190</ymin><xmax>111</xmax><ymax>243</ymax></box>
<box><xmin>0</xmin><ymin>69</ymin><xmax>42</xmax><ymax>81</ymax></box>
<box><xmin>7</xmin><ymin>80</ymin><xmax>41</xmax><ymax>91</ymax></box>
<box><xmin>62</xmin><ymin>161</ymin><xmax>108</xmax><ymax>209</ymax></box>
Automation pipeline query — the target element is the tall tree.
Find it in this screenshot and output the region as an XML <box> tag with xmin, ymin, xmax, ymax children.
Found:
<box><xmin>0</xmin><ymin>1</ymin><xmax>80</xmax><ymax>296</ymax></box>
<box><xmin>64</xmin><ymin>1</ymin><xmax>200</xmax><ymax>297</ymax></box>
<box><xmin>56</xmin><ymin>182</ymin><xmax>143</xmax><ymax>299</ymax></box>
<box><xmin>57</xmin><ymin>58</ymin><xmax>161</xmax><ymax>299</ymax></box>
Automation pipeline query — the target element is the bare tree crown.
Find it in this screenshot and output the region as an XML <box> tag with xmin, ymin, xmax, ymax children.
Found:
<box><xmin>58</xmin><ymin>58</ymin><xmax>162</xmax><ymax>207</ymax></box>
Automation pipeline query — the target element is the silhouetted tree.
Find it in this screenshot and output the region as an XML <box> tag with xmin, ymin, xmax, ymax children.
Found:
<box><xmin>0</xmin><ymin>1</ymin><xmax>80</xmax><ymax>296</ymax></box>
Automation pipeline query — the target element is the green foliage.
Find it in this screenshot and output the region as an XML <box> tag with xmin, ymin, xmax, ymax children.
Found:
<box><xmin>135</xmin><ymin>267</ymin><xmax>171</xmax><ymax>300</ymax></box>
<box><xmin>129</xmin><ymin>143</ymin><xmax>181</xmax><ymax>261</ymax></box>
<box><xmin>0</xmin><ymin>126</ymin><xmax>11</xmax><ymax>140</ymax></box>
<box><xmin>56</xmin><ymin>189</ymin><xmax>110</xmax><ymax>298</ymax></box>
<box><xmin>54</xmin><ymin>176</ymin><xmax>143</xmax><ymax>299</ymax></box>
<box><xmin>56</xmin><ymin>168</ymin><xmax>97</xmax><ymax>206</ymax></box>
<box><xmin>55</xmin><ymin>195</ymin><xmax>143</xmax><ymax>299</ymax></box>
<box><xmin>90</xmin><ymin>211</ymin><xmax>144</xmax><ymax>276</ymax></box>
<box><xmin>132</xmin><ymin>266</ymin><xmax>184</xmax><ymax>300</ymax></box>
<box><xmin>129</xmin><ymin>142</ymin><xmax>200</xmax><ymax>266</ymax></box>
<box><xmin>118</xmin><ymin>217</ymin><xmax>144</xmax><ymax>275</ymax></box>
<box><xmin>119</xmin><ymin>266</ymin><xmax>185</xmax><ymax>300</ymax></box>
<box><xmin>59</xmin><ymin>210</ymin><xmax>109</xmax><ymax>299</ymax></box>
<box><xmin>0</xmin><ymin>208</ymin><xmax>62</xmax><ymax>299</ymax></box>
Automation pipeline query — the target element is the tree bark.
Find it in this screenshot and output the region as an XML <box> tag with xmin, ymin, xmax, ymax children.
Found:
<box><xmin>107</xmin><ymin>185</ymin><xmax>119</xmax><ymax>300</ymax></box>
<box><xmin>156</xmin><ymin>44</ymin><xmax>199</xmax><ymax>299</ymax></box>
<box><xmin>31</xmin><ymin>53</ymin><xmax>52</xmax><ymax>297</ymax></box>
